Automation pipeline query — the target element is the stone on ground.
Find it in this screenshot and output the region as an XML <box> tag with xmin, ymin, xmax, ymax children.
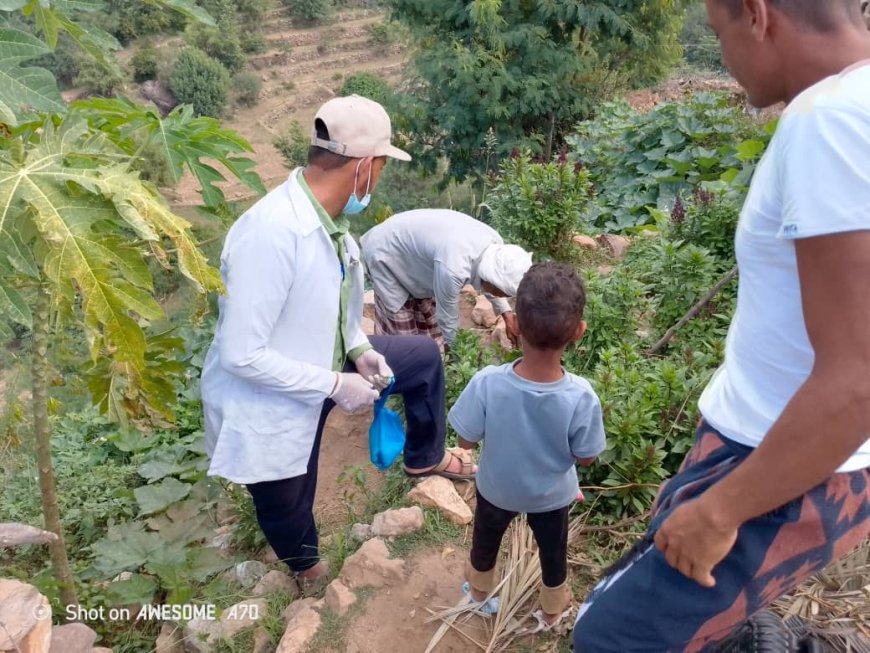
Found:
<box><xmin>349</xmin><ymin>523</ymin><xmax>372</xmax><ymax>543</ymax></box>
<box><xmin>154</xmin><ymin>623</ymin><xmax>184</xmax><ymax>653</ymax></box>
<box><xmin>276</xmin><ymin>603</ymin><xmax>321</xmax><ymax>653</ymax></box>
<box><xmin>370</xmin><ymin>507</ymin><xmax>424</xmax><ymax>538</ymax></box>
<box><xmin>92</xmin><ymin>648</ymin><xmax>113</xmax><ymax>653</ymax></box>
<box><xmin>324</xmin><ymin>580</ymin><xmax>357</xmax><ymax>616</ymax></box>
<box><xmin>0</xmin><ymin>579</ymin><xmax>52</xmax><ymax>653</ymax></box>
<box><xmin>0</xmin><ymin>523</ymin><xmax>57</xmax><ymax>548</ymax></box>
<box><xmin>471</xmin><ymin>295</ymin><xmax>497</xmax><ymax>328</ymax></box>
<box><xmin>252</xmin><ymin>570</ymin><xmax>297</xmax><ymax>598</ymax></box>
<box><xmin>596</xmin><ymin>234</ymin><xmax>631</xmax><ymax>259</ymax></box>
<box><xmin>232</xmin><ymin>560</ymin><xmax>268</xmax><ymax>588</ymax></box>
<box><xmin>48</xmin><ymin>623</ymin><xmax>97</xmax><ymax>653</ymax></box>
<box><xmin>491</xmin><ymin>316</ymin><xmax>513</xmax><ymax>350</ymax></box>
<box><xmin>252</xmin><ymin>627</ymin><xmax>272</xmax><ymax>653</ymax></box>
<box><xmin>571</xmin><ymin>234</ymin><xmax>598</xmax><ymax>250</ymax></box>
<box><xmin>219</xmin><ymin>598</ymin><xmax>266</xmax><ymax>640</ymax></box>
<box><xmin>407</xmin><ymin>476</ymin><xmax>473</xmax><ymax>526</ymax></box>
<box><xmin>282</xmin><ymin>598</ymin><xmax>320</xmax><ymax>625</ymax></box>
<box><xmin>339</xmin><ymin>538</ymin><xmax>405</xmax><ymax>589</ymax></box>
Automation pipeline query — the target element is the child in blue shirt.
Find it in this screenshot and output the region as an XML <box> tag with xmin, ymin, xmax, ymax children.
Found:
<box><xmin>448</xmin><ymin>262</ymin><xmax>606</xmax><ymax>629</ymax></box>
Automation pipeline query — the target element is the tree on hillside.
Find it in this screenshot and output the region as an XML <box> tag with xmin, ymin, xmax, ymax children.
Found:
<box><xmin>170</xmin><ymin>47</ymin><xmax>232</xmax><ymax>117</ymax></box>
<box><xmin>389</xmin><ymin>0</ymin><xmax>689</xmax><ymax>183</ymax></box>
<box><xmin>0</xmin><ymin>0</ymin><xmax>263</xmax><ymax>612</ymax></box>
<box><xmin>284</xmin><ymin>0</ymin><xmax>334</xmax><ymax>25</ymax></box>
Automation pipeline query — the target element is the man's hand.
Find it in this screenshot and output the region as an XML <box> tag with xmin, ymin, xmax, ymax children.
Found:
<box><xmin>502</xmin><ymin>311</ymin><xmax>520</xmax><ymax>348</ymax></box>
<box><xmin>329</xmin><ymin>373</ymin><xmax>380</xmax><ymax>413</ymax></box>
<box><xmin>353</xmin><ymin>349</ymin><xmax>394</xmax><ymax>391</ymax></box>
<box><xmin>654</xmin><ymin>496</ymin><xmax>738</xmax><ymax>588</ymax></box>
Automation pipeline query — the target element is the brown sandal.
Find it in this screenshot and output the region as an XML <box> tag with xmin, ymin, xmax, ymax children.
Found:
<box><xmin>404</xmin><ymin>450</ymin><xmax>477</xmax><ymax>481</ymax></box>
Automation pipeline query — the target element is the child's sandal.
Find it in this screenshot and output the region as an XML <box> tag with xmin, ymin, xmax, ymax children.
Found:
<box><xmin>461</xmin><ymin>582</ymin><xmax>500</xmax><ymax>615</ymax></box>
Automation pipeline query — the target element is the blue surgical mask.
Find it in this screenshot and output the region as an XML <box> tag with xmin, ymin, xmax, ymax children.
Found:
<box><xmin>342</xmin><ymin>159</ymin><xmax>372</xmax><ymax>215</ymax></box>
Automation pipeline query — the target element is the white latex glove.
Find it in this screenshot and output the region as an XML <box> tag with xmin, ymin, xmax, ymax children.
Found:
<box><xmin>329</xmin><ymin>373</ymin><xmax>379</xmax><ymax>413</ymax></box>
<box><xmin>353</xmin><ymin>349</ymin><xmax>394</xmax><ymax>391</ymax></box>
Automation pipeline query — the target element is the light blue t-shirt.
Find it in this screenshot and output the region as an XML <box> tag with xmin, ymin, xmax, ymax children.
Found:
<box><xmin>448</xmin><ymin>362</ymin><xmax>606</xmax><ymax>513</ymax></box>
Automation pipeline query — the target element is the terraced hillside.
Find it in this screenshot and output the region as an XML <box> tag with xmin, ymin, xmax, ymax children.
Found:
<box><xmin>170</xmin><ymin>5</ymin><xmax>408</xmax><ymax>206</ymax></box>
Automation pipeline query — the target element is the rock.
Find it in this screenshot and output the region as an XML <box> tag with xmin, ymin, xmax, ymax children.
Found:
<box><xmin>92</xmin><ymin>648</ymin><xmax>113</xmax><ymax>653</ymax></box>
<box><xmin>252</xmin><ymin>570</ymin><xmax>297</xmax><ymax>598</ymax></box>
<box><xmin>460</xmin><ymin>284</ymin><xmax>477</xmax><ymax>297</ymax></box>
<box><xmin>233</xmin><ymin>560</ymin><xmax>268</xmax><ymax>588</ymax></box>
<box><xmin>361</xmin><ymin>316</ymin><xmax>375</xmax><ymax>336</ymax></box>
<box><xmin>48</xmin><ymin>623</ymin><xmax>97</xmax><ymax>653</ymax></box>
<box><xmin>219</xmin><ymin>598</ymin><xmax>266</xmax><ymax>640</ymax></box>
<box><xmin>596</xmin><ymin>234</ymin><xmax>631</xmax><ymax>260</ymax></box>
<box><xmin>339</xmin><ymin>538</ymin><xmax>405</xmax><ymax>589</ymax></box>
<box><xmin>370</xmin><ymin>507</ymin><xmax>424</xmax><ymax>538</ymax></box>
<box><xmin>324</xmin><ymin>580</ymin><xmax>356</xmax><ymax>616</ymax></box>
<box><xmin>258</xmin><ymin>546</ymin><xmax>279</xmax><ymax>564</ymax></box>
<box><xmin>154</xmin><ymin>623</ymin><xmax>184</xmax><ymax>653</ymax></box>
<box><xmin>282</xmin><ymin>598</ymin><xmax>319</xmax><ymax>625</ymax></box>
<box><xmin>276</xmin><ymin>604</ymin><xmax>321</xmax><ymax>653</ymax></box>
<box><xmin>183</xmin><ymin>617</ymin><xmax>221</xmax><ymax>653</ymax></box>
<box><xmin>471</xmin><ymin>295</ymin><xmax>497</xmax><ymax>328</ymax></box>
<box><xmin>0</xmin><ymin>523</ymin><xmax>58</xmax><ymax>548</ymax></box>
<box><xmin>0</xmin><ymin>579</ymin><xmax>52</xmax><ymax>653</ymax></box>
<box><xmin>252</xmin><ymin>628</ymin><xmax>272</xmax><ymax>653</ymax></box>
<box><xmin>571</xmin><ymin>234</ymin><xmax>598</xmax><ymax>250</ymax></box>
<box><xmin>407</xmin><ymin>476</ymin><xmax>473</xmax><ymax>526</ymax></box>
<box><xmin>349</xmin><ymin>523</ymin><xmax>372</xmax><ymax>543</ymax></box>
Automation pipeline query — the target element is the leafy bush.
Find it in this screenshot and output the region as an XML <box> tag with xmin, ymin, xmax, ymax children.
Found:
<box><xmin>169</xmin><ymin>48</ymin><xmax>231</xmax><ymax>118</ymax></box>
<box><xmin>131</xmin><ymin>43</ymin><xmax>160</xmax><ymax>82</ymax></box>
<box><xmin>273</xmin><ymin>120</ymin><xmax>310</xmax><ymax>169</ymax></box>
<box><xmin>186</xmin><ymin>21</ymin><xmax>246</xmax><ymax>73</ymax></box>
<box><xmin>487</xmin><ymin>152</ymin><xmax>593</xmax><ymax>262</ymax></box>
<box><xmin>666</xmin><ymin>190</ymin><xmax>739</xmax><ymax>263</ymax></box>
<box><xmin>29</xmin><ymin>35</ymin><xmax>80</xmax><ymax>88</ymax></box>
<box><xmin>367</xmin><ymin>20</ymin><xmax>406</xmax><ymax>45</ymax></box>
<box><xmin>567</xmin><ymin>93</ymin><xmax>772</xmax><ymax>230</ymax></box>
<box><xmin>680</xmin><ymin>1</ymin><xmax>725</xmax><ymax>72</ymax></box>
<box><xmin>240</xmin><ymin>31</ymin><xmax>266</xmax><ymax>53</ymax></box>
<box><xmin>232</xmin><ymin>72</ymin><xmax>262</xmax><ymax>107</ymax></box>
<box><xmin>97</xmin><ymin>0</ymin><xmax>187</xmax><ymax>44</ymax></box>
<box><xmin>339</xmin><ymin>72</ymin><xmax>395</xmax><ymax>108</ymax></box>
<box><xmin>74</xmin><ymin>58</ymin><xmax>128</xmax><ymax>97</ymax></box>
<box><xmin>284</xmin><ymin>0</ymin><xmax>333</xmax><ymax>24</ymax></box>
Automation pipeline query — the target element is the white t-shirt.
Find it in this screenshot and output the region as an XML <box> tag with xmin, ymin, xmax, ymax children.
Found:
<box><xmin>698</xmin><ymin>62</ymin><xmax>870</xmax><ymax>472</ymax></box>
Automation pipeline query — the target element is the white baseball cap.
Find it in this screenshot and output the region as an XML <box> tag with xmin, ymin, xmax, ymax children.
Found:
<box><xmin>311</xmin><ymin>95</ymin><xmax>411</xmax><ymax>161</ymax></box>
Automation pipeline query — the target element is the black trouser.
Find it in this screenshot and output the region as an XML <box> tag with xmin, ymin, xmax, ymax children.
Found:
<box><xmin>470</xmin><ymin>488</ymin><xmax>571</xmax><ymax>588</ymax></box>
<box><xmin>246</xmin><ymin>335</ymin><xmax>446</xmax><ymax>573</ymax></box>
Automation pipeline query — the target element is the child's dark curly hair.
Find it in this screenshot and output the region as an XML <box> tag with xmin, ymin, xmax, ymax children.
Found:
<box><xmin>516</xmin><ymin>262</ymin><xmax>586</xmax><ymax>350</ymax></box>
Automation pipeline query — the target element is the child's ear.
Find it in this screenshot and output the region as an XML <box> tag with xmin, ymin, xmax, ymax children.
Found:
<box><xmin>571</xmin><ymin>321</ymin><xmax>587</xmax><ymax>343</ymax></box>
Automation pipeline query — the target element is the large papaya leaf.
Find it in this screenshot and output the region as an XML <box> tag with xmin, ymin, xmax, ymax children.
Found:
<box><xmin>0</xmin><ymin>115</ymin><xmax>222</xmax><ymax>421</ymax></box>
<box><xmin>0</xmin><ymin>28</ymin><xmax>65</xmax><ymax>118</ymax></box>
<box><xmin>74</xmin><ymin>97</ymin><xmax>266</xmax><ymax>208</ymax></box>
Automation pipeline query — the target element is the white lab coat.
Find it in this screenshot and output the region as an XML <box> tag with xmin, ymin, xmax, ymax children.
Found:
<box><xmin>201</xmin><ymin>169</ymin><xmax>368</xmax><ymax>484</ymax></box>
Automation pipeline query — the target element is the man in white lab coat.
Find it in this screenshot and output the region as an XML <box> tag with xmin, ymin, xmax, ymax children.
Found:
<box><xmin>201</xmin><ymin>96</ymin><xmax>476</xmax><ymax>587</ymax></box>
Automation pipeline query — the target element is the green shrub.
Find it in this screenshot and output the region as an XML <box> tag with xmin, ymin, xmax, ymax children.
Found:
<box><xmin>667</xmin><ymin>190</ymin><xmax>739</xmax><ymax>264</ymax></box>
<box><xmin>186</xmin><ymin>22</ymin><xmax>246</xmax><ymax>73</ymax></box>
<box><xmin>367</xmin><ymin>21</ymin><xmax>406</xmax><ymax>45</ymax></box>
<box><xmin>97</xmin><ymin>0</ymin><xmax>187</xmax><ymax>45</ymax></box>
<box><xmin>273</xmin><ymin>120</ymin><xmax>310</xmax><ymax>169</ymax></box>
<box><xmin>487</xmin><ymin>152</ymin><xmax>593</xmax><ymax>262</ymax></box>
<box><xmin>169</xmin><ymin>48</ymin><xmax>231</xmax><ymax>118</ymax></box>
<box><xmin>339</xmin><ymin>72</ymin><xmax>394</xmax><ymax>108</ymax></box>
<box><xmin>240</xmin><ymin>31</ymin><xmax>266</xmax><ymax>54</ymax></box>
<box><xmin>284</xmin><ymin>0</ymin><xmax>333</xmax><ymax>24</ymax></box>
<box><xmin>131</xmin><ymin>43</ymin><xmax>160</xmax><ymax>82</ymax></box>
<box><xmin>74</xmin><ymin>58</ymin><xmax>128</xmax><ymax>97</ymax></box>
<box><xmin>232</xmin><ymin>72</ymin><xmax>262</xmax><ymax>107</ymax></box>
<box><xmin>30</xmin><ymin>35</ymin><xmax>80</xmax><ymax>88</ymax></box>
<box><xmin>567</xmin><ymin>93</ymin><xmax>771</xmax><ymax>231</ymax></box>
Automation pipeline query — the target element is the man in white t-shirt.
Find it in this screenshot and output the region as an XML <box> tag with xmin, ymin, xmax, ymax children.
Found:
<box><xmin>574</xmin><ymin>1</ymin><xmax>870</xmax><ymax>650</ymax></box>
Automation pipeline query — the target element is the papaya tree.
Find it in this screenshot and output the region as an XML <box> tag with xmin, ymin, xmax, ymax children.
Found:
<box><xmin>0</xmin><ymin>0</ymin><xmax>263</xmax><ymax>610</ymax></box>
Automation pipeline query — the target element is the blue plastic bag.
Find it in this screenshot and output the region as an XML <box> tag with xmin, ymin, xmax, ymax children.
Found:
<box><xmin>368</xmin><ymin>379</ymin><xmax>406</xmax><ymax>471</ymax></box>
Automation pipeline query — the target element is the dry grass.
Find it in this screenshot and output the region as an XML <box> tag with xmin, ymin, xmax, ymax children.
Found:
<box><xmin>774</xmin><ymin>540</ymin><xmax>870</xmax><ymax>653</ymax></box>
<box><xmin>425</xmin><ymin>517</ymin><xmax>567</xmax><ymax>653</ymax></box>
